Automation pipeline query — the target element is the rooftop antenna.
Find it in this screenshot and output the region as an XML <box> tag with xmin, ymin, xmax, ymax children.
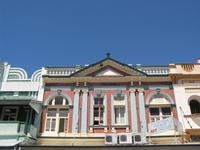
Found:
<box><xmin>106</xmin><ymin>52</ymin><xmax>111</xmax><ymax>58</ymax></box>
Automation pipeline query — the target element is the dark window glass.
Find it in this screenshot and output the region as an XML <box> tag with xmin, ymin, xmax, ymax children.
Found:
<box><xmin>59</xmin><ymin>118</ymin><xmax>65</xmax><ymax>132</ymax></box>
<box><xmin>94</xmin><ymin>98</ymin><xmax>103</xmax><ymax>105</ymax></box>
<box><xmin>161</xmin><ymin>107</ymin><xmax>171</xmax><ymax>115</ymax></box>
<box><xmin>47</xmin><ymin>109</ymin><xmax>57</xmax><ymax>117</ymax></box>
<box><xmin>59</xmin><ymin>109</ymin><xmax>68</xmax><ymax>117</ymax></box>
<box><xmin>149</xmin><ymin>108</ymin><xmax>159</xmax><ymax>116</ymax></box>
<box><xmin>190</xmin><ymin>100</ymin><xmax>200</xmax><ymax>114</ymax></box>
<box><xmin>94</xmin><ymin>107</ymin><xmax>104</xmax><ymax>125</ymax></box>
<box><xmin>55</xmin><ymin>96</ymin><xmax>63</xmax><ymax>105</ymax></box>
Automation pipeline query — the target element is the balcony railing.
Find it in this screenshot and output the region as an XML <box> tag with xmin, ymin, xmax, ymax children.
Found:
<box><xmin>47</xmin><ymin>70</ymin><xmax>77</xmax><ymax>76</ymax></box>
<box><xmin>0</xmin><ymin>121</ymin><xmax>37</xmax><ymax>139</ymax></box>
<box><xmin>141</xmin><ymin>69</ymin><xmax>169</xmax><ymax>75</ymax></box>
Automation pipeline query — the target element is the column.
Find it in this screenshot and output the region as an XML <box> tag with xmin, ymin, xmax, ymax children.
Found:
<box><xmin>72</xmin><ymin>89</ymin><xmax>80</xmax><ymax>133</ymax></box>
<box><xmin>81</xmin><ymin>89</ymin><xmax>88</xmax><ymax>133</ymax></box>
<box><xmin>138</xmin><ymin>88</ymin><xmax>147</xmax><ymax>134</ymax></box>
<box><xmin>129</xmin><ymin>88</ymin><xmax>138</xmax><ymax>133</ymax></box>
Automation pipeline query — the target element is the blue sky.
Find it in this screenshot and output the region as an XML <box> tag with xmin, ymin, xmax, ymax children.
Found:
<box><xmin>0</xmin><ymin>0</ymin><xmax>200</xmax><ymax>76</ymax></box>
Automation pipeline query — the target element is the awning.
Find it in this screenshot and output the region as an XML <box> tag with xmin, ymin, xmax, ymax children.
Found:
<box><xmin>29</xmin><ymin>101</ymin><xmax>43</xmax><ymax>114</ymax></box>
<box><xmin>0</xmin><ymin>96</ymin><xmax>33</xmax><ymax>105</ymax></box>
<box><xmin>0</xmin><ymin>96</ymin><xmax>43</xmax><ymax>114</ymax></box>
<box><xmin>0</xmin><ymin>139</ymin><xmax>22</xmax><ymax>147</ymax></box>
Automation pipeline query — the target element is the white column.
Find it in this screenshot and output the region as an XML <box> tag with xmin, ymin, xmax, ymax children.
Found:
<box><xmin>81</xmin><ymin>89</ymin><xmax>88</xmax><ymax>133</ymax></box>
<box><xmin>129</xmin><ymin>88</ymin><xmax>138</xmax><ymax>133</ymax></box>
<box><xmin>72</xmin><ymin>89</ymin><xmax>80</xmax><ymax>133</ymax></box>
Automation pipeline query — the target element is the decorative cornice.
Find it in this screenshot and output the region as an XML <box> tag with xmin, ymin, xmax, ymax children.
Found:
<box><xmin>43</xmin><ymin>76</ymin><xmax>171</xmax><ymax>83</ymax></box>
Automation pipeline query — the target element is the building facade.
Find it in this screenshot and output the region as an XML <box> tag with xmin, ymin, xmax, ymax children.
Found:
<box><xmin>0</xmin><ymin>62</ymin><xmax>43</xmax><ymax>147</ymax></box>
<box><xmin>0</xmin><ymin>56</ymin><xmax>200</xmax><ymax>148</ymax></box>
<box><xmin>169</xmin><ymin>58</ymin><xmax>200</xmax><ymax>142</ymax></box>
<box><xmin>38</xmin><ymin>57</ymin><xmax>178</xmax><ymax>145</ymax></box>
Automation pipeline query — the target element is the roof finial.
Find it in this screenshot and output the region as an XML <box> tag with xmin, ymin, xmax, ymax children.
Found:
<box><xmin>106</xmin><ymin>52</ymin><xmax>111</xmax><ymax>58</ymax></box>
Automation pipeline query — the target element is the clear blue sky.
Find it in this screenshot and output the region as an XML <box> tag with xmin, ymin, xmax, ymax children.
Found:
<box><xmin>0</xmin><ymin>0</ymin><xmax>200</xmax><ymax>76</ymax></box>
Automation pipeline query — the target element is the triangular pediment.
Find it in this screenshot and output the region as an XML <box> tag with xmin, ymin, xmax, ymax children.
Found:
<box><xmin>95</xmin><ymin>67</ymin><xmax>123</xmax><ymax>77</ymax></box>
<box><xmin>71</xmin><ymin>58</ymin><xmax>146</xmax><ymax>77</ymax></box>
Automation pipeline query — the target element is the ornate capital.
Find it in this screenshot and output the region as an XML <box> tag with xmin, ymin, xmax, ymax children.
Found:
<box><xmin>82</xmin><ymin>89</ymin><xmax>89</xmax><ymax>93</ymax></box>
<box><xmin>137</xmin><ymin>88</ymin><xmax>144</xmax><ymax>93</ymax></box>
<box><xmin>74</xmin><ymin>89</ymin><xmax>80</xmax><ymax>93</ymax></box>
<box><xmin>129</xmin><ymin>88</ymin><xmax>136</xmax><ymax>93</ymax></box>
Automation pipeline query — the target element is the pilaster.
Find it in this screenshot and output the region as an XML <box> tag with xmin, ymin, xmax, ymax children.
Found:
<box><xmin>81</xmin><ymin>89</ymin><xmax>88</xmax><ymax>133</ymax></box>
<box><xmin>138</xmin><ymin>88</ymin><xmax>147</xmax><ymax>134</ymax></box>
<box><xmin>129</xmin><ymin>88</ymin><xmax>138</xmax><ymax>133</ymax></box>
<box><xmin>72</xmin><ymin>89</ymin><xmax>80</xmax><ymax>133</ymax></box>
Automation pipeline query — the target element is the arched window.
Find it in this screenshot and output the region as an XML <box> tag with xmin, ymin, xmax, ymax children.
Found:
<box><xmin>190</xmin><ymin>100</ymin><xmax>200</xmax><ymax>114</ymax></box>
<box><xmin>149</xmin><ymin>94</ymin><xmax>172</xmax><ymax>123</ymax></box>
<box><xmin>45</xmin><ymin>96</ymin><xmax>69</xmax><ymax>134</ymax></box>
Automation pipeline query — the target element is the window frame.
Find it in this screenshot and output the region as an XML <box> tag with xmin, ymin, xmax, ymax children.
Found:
<box><xmin>1</xmin><ymin>106</ymin><xmax>19</xmax><ymax>121</ymax></box>
<box><xmin>93</xmin><ymin>97</ymin><xmax>104</xmax><ymax>126</ymax></box>
<box><xmin>44</xmin><ymin>96</ymin><xmax>70</xmax><ymax>135</ymax></box>
<box><xmin>114</xmin><ymin>106</ymin><xmax>125</xmax><ymax>125</ymax></box>
<box><xmin>149</xmin><ymin>106</ymin><xmax>172</xmax><ymax>123</ymax></box>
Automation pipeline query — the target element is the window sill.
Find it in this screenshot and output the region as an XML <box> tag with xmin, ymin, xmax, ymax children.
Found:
<box><xmin>90</xmin><ymin>125</ymin><xmax>108</xmax><ymax>128</ymax></box>
<box><xmin>111</xmin><ymin>124</ymin><xmax>129</xmax><ymax>128</ymax></box>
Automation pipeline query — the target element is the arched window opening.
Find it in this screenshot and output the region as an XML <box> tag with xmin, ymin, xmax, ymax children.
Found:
<box><xmin>190</xmin><ymin>100</ymin><xmax>200</xmax><ymax>114</ymax></box>
<box><xmin>149</xmin><ymin>94</ymin><xmax>172</xmax><ymax>123</ymax></box>
<box><xmin>49</xmin><ymin>96</ymin><xmax>69</xmax><ymax>106</ymax></box>
<box><xmin>45</xmin><ymin>96</ymin><xmax>69</xmax><ymax>135</ymax></box>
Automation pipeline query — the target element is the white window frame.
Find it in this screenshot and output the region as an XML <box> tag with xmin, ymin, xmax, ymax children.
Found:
<box><xmin>44</xmin><ymin>96</ymin><xmax>69</xmax><ymax>135</ymax></box>
<box><xmin>1</xmin><ymin>106</ymin><xmax>19</xmax><ymax>121</ymax></box>
<box><xmin>93</xmin><ymin>97</ymin><xmax>104</xmax><ymax>125</ymax></box>
<box><xmin>114</xmin><ymin>106</ymin><xmax>125</xmax><ymax>125</ymax></box>
<box><xmin>149</xmin><ymin>106</ymin><xmax>172</xmax><ymax>123</ymax></box>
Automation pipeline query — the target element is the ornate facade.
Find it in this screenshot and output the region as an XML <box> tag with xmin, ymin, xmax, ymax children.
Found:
<box><xmin>0</xmin><ymin>56</ymin><xmax>200</xmax><ymax>149</ymax></box>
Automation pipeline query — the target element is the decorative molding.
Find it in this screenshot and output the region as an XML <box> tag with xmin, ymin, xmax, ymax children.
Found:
<box><xmin>138</xmin><ymin>88</ymin><xmax>144</xmax><ymax>93</ymax></box>
<box><xmin>82</xmin><ymin>89</ymin><xmax>88</xmax><ymax>93</ymax></box>
<box><xmin>44</xmin><ymin>91</ymin><xmax>72</xmax><ymax>106</ymax></box>
<box><xmin>129</xmin><ymin>88</ymin><xmax>136</xmax><ymax>93</ymax></box>
<box><xmin>74</xmin><ymin>89</ymin><xmax>80</xmax><ymax>93</ymax></box>
<box><xmin>181</xmin><ymin>64</ymin><xmax>195</xmax><ymax>72</ymax></box>
<box><xmin>146</xmin><ymin>91</ymin><xmax>174</xmax><ymax>105</ymax></box>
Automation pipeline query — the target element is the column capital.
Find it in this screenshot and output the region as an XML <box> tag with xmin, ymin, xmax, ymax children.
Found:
<box><xmin>129</xmin><ymin>88</ymin><xmax>136</xmax><ymax>93</ymax></box>
<box><xmin>82</xmin><ymin>89</ymin><xmax>89</xmax><ymax>93</ymax></box>
<box><xmin>138</xmin><ymin>88</ymin><xmax>144</xmax><ymax>93</ymax></box>
<box><xmin>74</xmin><ymin>89</ymin><xmax>80</xmax><ymax>93</ymax></box>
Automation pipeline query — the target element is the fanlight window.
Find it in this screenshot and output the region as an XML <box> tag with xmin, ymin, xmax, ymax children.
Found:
<box><xmin>45</xmin><ymin>96</ymin><xmax>69</xmax><ymax>134</ymax></box>
<box><xmin>190</xmin><ymin>100</ymin><xmax>200</xmax><ymax>114</ymax></box>
<box><xmin>49</xmin><ymin>96</ymin><xmax>69</xmax><ymax>106</ymax></box>
<box><xmin>149</xmin><ymin>94</ymin><xmax>172</xmax><ymax>123</ymax></box>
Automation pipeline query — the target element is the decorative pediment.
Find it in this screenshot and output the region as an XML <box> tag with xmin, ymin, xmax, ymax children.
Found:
<box><xmin>94</xmin><ymin>67</ymin><xmax>124</xmax><ymax>77</ymax></box>
<box><xmin>71</xmin><ymin>58</ymin><xmax>146</xmax><ymax>77</ymax></box>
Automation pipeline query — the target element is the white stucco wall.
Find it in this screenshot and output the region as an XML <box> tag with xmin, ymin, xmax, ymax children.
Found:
<box><xmin>173</xmin><ymin>84</ymin><xmax>200</xmax><ymax>130</ymax></box>
<box><xmin>1</xmin><ymin>82</ymin><xmax>40</xmax><ymax>91</ymax></box>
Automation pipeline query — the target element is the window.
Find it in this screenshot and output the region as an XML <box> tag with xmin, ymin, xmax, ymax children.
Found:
<box><xmin>114</xmin><ymin>107</ymin><xmax>125</xmax><ymax>124</ymax></box>
<box><xmin>149</xmin><ymin>107</ymin><xmax>171</xmax><ymax>123</ymax></box>
<box><xmin>1</xmin><ymin>107</ymin><xmax>18</xmax><ymax>121</ymax></box>
<box><xmin>93</xmin><ymin>97</ymin><xmax>104</xmax><ymax>125</ymax></box>
<box><xmin>45</xmin><ymin>96</ymin><xmax>69</xmax><ymax>134</ymax></box>
<box><xmin>190</xmin><ymin>100</ymin><xmax>200</xmax><ymax>114</ymax></box>
<box><xmin>149</xmin><ymin>94</ymin><xmax>172</xmax><ymax>123</ymax></box>
<box><xmin>113</xmin><ymin>95</ymin><xmax>126</xmax><ymax>125</ymax></box>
